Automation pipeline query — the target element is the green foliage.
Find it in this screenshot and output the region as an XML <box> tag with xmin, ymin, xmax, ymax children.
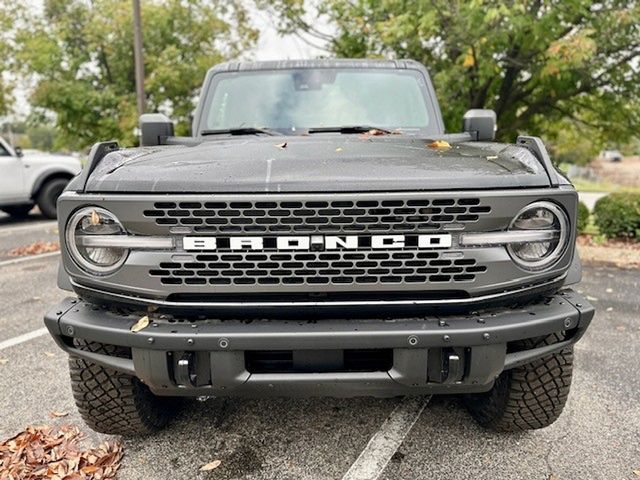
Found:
<box><xmin>593</xmin><ymin>193</ymin><xmax>640</xmax><ymax>239</ymax></box>
<box><xmin>5</xmin><ymin>0</ymin><xmax>257</xmax><ymax>149</ymax></box>
<box><xmin>264</xmin><ymin>1</ymin><xmax>640</xmax><ymax>146</ymax></box>
<box><xmin>577</xmin><ymin>201</ymin><xmax>590</xmax><ymax>234</ymax></box>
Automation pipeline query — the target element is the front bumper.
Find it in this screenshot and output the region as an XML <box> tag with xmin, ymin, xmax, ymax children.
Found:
<box><xmin>44</xmin><ymin>290</ymin><xmax>594</xmax><ymax>398</ymax></box>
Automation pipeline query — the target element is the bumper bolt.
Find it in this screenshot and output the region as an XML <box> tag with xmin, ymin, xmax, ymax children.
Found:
<box><xmin>408</xmin><ymin>335</ymin><xmax>419</xmax><ymax>346</ymax></box>
<box><xmin>477</xmin><ymin>318</ymin><xmax>485</xmax><ymax>324</ymax></box>
<box><xmin>219</xmin><ymin>338</ymin><xmax>229</xmax><ymax>349</ymax></box>
<box><xmin>65</xmin><ymin>326</ymin><xmax>74</xmax><ymax>336</ymax></box>
<box><xmin>576</xmin><ymin>303</ymin><xmax>583</xmax><ymax>308</ymax></box>
<box><xmin>482</xmin><ymin>333</ymin><xmax>490</xmax><ymax>341</ymax></box>
<box><xmin>564</xmin><ymin>318</ymin><xmax>572</xmax><ymax>328</ymax></box>
<box><xmin>443</xmin><ymin>334</ymin><xmax>451</xmax><ymax>342</ymax></box>
<box><xmin>187</xmin><ymin>338</ymin><xmax>194</xmax><ymax>346</ymax></box>
<box><xmin>438</xmin><ymin>320</ymin><xmax>446</xmax><ymax>327</ymax></box>
<box><xmin>147</xmin><ymin>337</ymin><xmax>154</xmax><ymax>344</ymax></box>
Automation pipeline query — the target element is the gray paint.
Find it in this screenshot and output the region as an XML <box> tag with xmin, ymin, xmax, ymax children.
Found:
<box><xmin>84</xmin><ymin>136</ymin><xmax>551</xmax><ymax>193</ymax></box>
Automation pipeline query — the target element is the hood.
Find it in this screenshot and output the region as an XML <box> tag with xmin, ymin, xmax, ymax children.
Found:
<box><xmin>85</xmin><ymin>135</ymin><xmax>551</xmax><ymax>193</ymax></box>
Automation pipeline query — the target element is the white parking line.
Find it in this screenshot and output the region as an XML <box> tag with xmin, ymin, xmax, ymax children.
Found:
<box><xmin>342</xmin><ymin>396</ymin><xmax>429</xmax><ymax>480</ymax></box>
<box><xmin>0</xmin><ymin>251</ymin><xmax>60</xmax><ymax>268</ymax></box>
<box><xmin>0</xmin><ymin>327</ymin><xmax>49</xmax><ymax>351</ymax></box>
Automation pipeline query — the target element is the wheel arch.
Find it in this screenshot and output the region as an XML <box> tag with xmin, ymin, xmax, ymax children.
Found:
<box><xmin>30</xmin><ymin>170</ymin><xmax>75</xmax><ymax>199</ymax></box>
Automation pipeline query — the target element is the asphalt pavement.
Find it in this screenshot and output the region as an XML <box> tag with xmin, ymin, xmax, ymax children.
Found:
<box><xmin>0</xmin><ymin>219</ymin><xmax>638</xmax><ymax>479</ymax></box>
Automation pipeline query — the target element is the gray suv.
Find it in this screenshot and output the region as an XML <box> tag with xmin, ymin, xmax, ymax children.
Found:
<box><xmin>45</xmin><ymin>59</ymin><xmax>594</xmax><ymax>436</ymax></box>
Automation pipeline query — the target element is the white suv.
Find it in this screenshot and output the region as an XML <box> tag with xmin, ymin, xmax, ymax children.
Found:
<box><xmin>0</xmin><ymin>137</ymin><xmax>82</xmax><ymax>218</ymax></box>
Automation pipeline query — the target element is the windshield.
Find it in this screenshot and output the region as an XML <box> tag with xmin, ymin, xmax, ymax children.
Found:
<box><xmin>201</xmin><ymin>68</ymin><xmax>436</xmax><ymax>134</ymax></box>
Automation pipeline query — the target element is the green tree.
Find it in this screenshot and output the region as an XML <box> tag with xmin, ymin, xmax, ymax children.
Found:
<box><xmin>264</xmin><ymin>0</ymin><xmax>640</xmax><ymax>145</ymax></box>
<box><xmin>6</xmin><ymin>0</ymin><xmax>257</xmax><ymax>149</ymax></box>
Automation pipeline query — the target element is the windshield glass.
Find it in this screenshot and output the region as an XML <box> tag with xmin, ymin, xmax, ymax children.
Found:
<box><xmin>201</xmin><ymin>68</ymin><xmax>435</xmax><ymax>134</ymax></box>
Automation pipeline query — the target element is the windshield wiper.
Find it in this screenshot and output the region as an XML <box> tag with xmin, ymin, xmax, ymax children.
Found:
<box><xmin>200</xmin><ymin>127</ymin><xmax>280</xmax><ymax>136</ymax></box>
<box><xmin>307</xmin><ymin>125</ymin><xmax>393</xmax><ymax>134</ymax></box>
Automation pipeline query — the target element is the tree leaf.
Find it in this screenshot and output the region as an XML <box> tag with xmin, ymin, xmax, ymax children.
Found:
<box><xmin>130</xmin><ymin>316</ymin><xmax>150</xmax><ymax>333</ymax></box>
<box><xmin>427</xmin><ymin>140</ymin><xmax>451</xmax><ymax>149</ymax></box>
<box><xmin>200</xmin><ymin>460</ymin><xmax>222</xmax><ymax>471</ymax></box>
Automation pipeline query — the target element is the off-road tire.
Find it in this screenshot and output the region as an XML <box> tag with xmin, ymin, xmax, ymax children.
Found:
<box><xmin>69</xmin><ymin>340</ymin><xmax>180</xmax><ymax>436</ymax></box>
<box><xmin>1</xmin><ymin>204</ymin><xmax>33</xmax><ymax>218</ymax></box>
<box><xmin>463</xmin><ymin>333</ymin><xmax>573</xmax><ymax>432</ymax></box>
<box><xmin>36</xmin><ymin>178</ymin><xmax>68</xmax><ymax>219</ymax></box>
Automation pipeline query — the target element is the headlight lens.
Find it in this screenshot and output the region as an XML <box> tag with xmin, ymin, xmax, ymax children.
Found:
<box><xmin>66</xmin><ymin>207</ymin><xmax>128</xmax><ymax>275</ymax></box>
<box><xmin>507</xmin><ymin>201</ymin><xmax>569</xmax><ymax>271</ymax></box>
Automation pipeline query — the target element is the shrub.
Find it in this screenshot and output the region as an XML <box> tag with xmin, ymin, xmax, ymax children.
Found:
<box><xmin>593</xmin><ymin>193</ymin><xmax>640</xmax><ymax>239</ymax></box>
<box><xmin>577</xmin><ymin>201</ymin><xmax>590</xmax><ymax>234</ymax></box>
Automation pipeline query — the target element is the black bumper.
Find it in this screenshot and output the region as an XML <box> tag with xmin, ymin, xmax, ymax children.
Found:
<box><xmin>44</xmin><ymin>290</ymin><xmax>594</xmax><ymax>398</ymax></box>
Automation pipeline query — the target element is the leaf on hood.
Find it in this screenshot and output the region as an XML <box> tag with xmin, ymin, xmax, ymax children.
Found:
<box><xmin>200</xmin><ymin>460</ymin><xmax>222</xmax><ymax>471</ymax></box>
<box><xmin>275</xmin><ymin>142</ymin><xmax>287</xmax><ymax>149</ymax></box>
<box><xmin>130</xmin><ymin>316</ymin><xmax>150</xmax><ymax>333</ymax></box>
<box><xmin>427</xmin><ymin>140</ymin><xmax>451</xmax><ymax>149</ymax></box>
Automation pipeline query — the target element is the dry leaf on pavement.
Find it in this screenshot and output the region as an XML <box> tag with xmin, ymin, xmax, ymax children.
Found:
<box><xmin>427</xmin><ymin>140</ymin><xmax>451</xmax><ymax>149</ymax></box>
<box><xmin>130</xmin><ymin>315</ymin><xmax>150</xmax><ymax>333</ymax></box>
<box><xmin>8</xmin><ymin>241</ymin><xmax>60</xmax><ymax>257</ymax></box>
<box><xmin>200</xmin><ymin>459</ymin><xmax>222</xmax><ymax>471</ymax></box>
<box><xmin>275</xmin><ymin>142</ymin><xmax>287</xmax><ymax>149</ymax></box>
<box><xmin>50</xmin><ymin>411</ymin><xmax>69</xmax><ymax>418</ymax></box>
<box><xmin>0</xmin><ymin>424</ymin><xmax>123</xmax><ymax>479</ymax></box>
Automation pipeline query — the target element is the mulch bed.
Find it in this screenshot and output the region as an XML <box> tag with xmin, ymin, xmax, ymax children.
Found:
<box><xmin>577</xmin><ymin>235</ymin><xmax>640</xmax><ymax>269</ymax></box>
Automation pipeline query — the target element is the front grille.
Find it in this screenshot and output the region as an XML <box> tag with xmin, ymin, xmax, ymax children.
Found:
<box><xmin>143</xmin><ymin>198</ymin><xmax>491</xmax><ymax>234</ymax></box>
<box><xmin>149</xmin><ymin>250</ymin><xmax>487</xmax><ymax>286</ymax></box>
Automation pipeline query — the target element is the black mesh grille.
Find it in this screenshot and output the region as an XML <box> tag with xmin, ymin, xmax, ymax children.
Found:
<box><xmin>149</xmin><ymin>250</ymin><xmax>487</xmax><ymax>286</ymax></box>
<box><xmin>143</xmin><ymin>198</ymin><xmax>491</xmax><ymax>234</ymax></box>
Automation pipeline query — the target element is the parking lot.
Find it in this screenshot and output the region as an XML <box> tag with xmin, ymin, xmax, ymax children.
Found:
<box><xmin>1</xmin><ymin>217</ymin><xmax>639</xmax><ymax>480</ymax></box>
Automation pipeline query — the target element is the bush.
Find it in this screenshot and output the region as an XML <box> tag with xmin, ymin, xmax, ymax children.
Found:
<box><xmin>577</xmin><ymin>201</ymin><xmax>590</xmax><ymax>234</ymax></box>
<box><xmin>593</xmin><ymin>193</ymin><xmax>640</xmax><ymax>239</ymax></box>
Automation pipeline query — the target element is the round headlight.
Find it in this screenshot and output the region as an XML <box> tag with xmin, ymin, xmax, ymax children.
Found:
<box><xmin>507</xmin><ymin>201</ymin><xmax>569</xmax><ymax>271</ymax></box>
<box><xmin>66</xmin><ymin>207</ymin><xmax>128</xmax><ymax>275</ymax></box>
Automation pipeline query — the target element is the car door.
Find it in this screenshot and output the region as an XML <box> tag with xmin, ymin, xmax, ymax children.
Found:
<box><xmin>0</xmin><ymin>140</ymin><xmax>26</xmax><ymax>202</ymax></box>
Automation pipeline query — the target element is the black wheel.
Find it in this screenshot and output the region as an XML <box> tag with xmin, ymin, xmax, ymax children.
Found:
<box><xmin>69</xmin><ymin>340</ymin><xmax>181</xmax><ymax>436</ymax></box>
<box><xmin>36</xmin><ymin>178</ymin><xmax>69</xmax><ymax>219</ymax></box>
<box><xmin>1</xmin><ymin>204</ymin><xmax>34</xmax><ymax>218</ymax></box>
<box><xmin>463</xmin><ymin>333</ymin><xmax>573</xmax><ymax>432</ymax></box>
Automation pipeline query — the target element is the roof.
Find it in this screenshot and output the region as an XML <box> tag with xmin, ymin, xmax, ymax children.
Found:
<box><xmin>209</xmin><ymin>58</ymin><xmax>424</xmax><ymax>73</ymax></box>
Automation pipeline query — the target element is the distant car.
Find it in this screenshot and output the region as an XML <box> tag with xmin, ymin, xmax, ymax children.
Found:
<box><xmin>601</xmin><ymin>150</ymin><xmax>623</xmax><ymax>162</ymax></box>
<box><xmin>0</xmin><ymin>137</ymin><xmax>82</xmax><ymax>218</ymax></box>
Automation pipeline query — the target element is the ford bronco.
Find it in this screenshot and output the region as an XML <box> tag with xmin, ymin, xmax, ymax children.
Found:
<box><xmin>44</xmin><ymin>59</ymin><xmax>594</xmax><ymax>435</ymax></box>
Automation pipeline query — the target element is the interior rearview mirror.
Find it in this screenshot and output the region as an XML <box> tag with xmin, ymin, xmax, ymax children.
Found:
<box><xmin>463</xmin><ymin>109</ymin><xmax>496</xmax><ymax>141</ymax></box>
<box><xmin>139</xmin><ymin>113</ymin><xmax>174</xmax><ymax>146</ymax></box>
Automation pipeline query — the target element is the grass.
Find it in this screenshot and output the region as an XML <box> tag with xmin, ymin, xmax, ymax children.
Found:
<box><xmin>571</xmin><ymin>179</ymin><xmax>640</xmax><ymax>194</ymax></box>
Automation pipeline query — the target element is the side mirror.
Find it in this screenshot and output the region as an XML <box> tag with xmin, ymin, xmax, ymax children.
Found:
<box><xmin>14</xmin><ymin>146</ymin><xmax>23</xmax><ymax>157</ymax></box>
<box><xmin>139</xmin><ymin>113</ymin><xmax>174</xmax><ymax>146</ymax></box>
<box><xmin>463</xmin><ymin>109</ymin><xmax>496</xmax><ymax>141</ymax></box>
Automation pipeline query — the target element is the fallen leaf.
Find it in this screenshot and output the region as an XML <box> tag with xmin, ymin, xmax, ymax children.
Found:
<box><xmin>200</xmin><ymin>460</ymin><xmax>222</xmax><ymax>471</ymax></box>
<box><xmin>8</xmin><ymin>241</ymin><xmax>60</xmax><ymax>257</ymax></box>
<box><xmin>0</xmin><ymin>358</ymin><xmax>8</xmax><ymax>365</ymax></box>
<box><xmin>44</xmin><ymin>352</ymin><xmax>56</xmax><ymax>358</ymax></box>
<box><xmin>586</xmin><ymin>295</ymin><xmax>598</xmax><ymax>302</ymax></box>
<box><xmin>130</xmin><ymin>316</ymin><xmax>150</xmax><ymax>333</ymax></box>
<box><xmin>605</xmin><ymin>288</ymin><xmax>613</xmax><ymax>293</ymax></box>
<box><xmin>632</xmin><ymin>469</ymin><xmax>640</xmax><ymax>477</ymax></box>
<box><xmin>49</xmin><ymin>411</ymin><xmax>69</xmax><ymax>418</ymax></box>
<box><xmin>616</xmin><ymin>325</ymin><xmax>626</xmax><ymax>332</ymax></box>
<box><xmin>335</xmin><ymin>147</ymin><xmax>343</xmax><ymax>152</ymax></box>
<box><xmin>606</xmin><ymin>307</ymin><xmax>613</xmax><ymax>312</ymax></box>
<box><xmin>427</xmin><ymin>140</ymin><xmax>451</xmax><ymax>149</ymax></box>
<box><xmin>275</xmin><ymin>142</ymin><xmax>287</xmax><ymax>149</ymax></box>
<box><xmin>90</xmin><ymin>209</ymin><xmax>100</xmax><ymax>226</ymax></box>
